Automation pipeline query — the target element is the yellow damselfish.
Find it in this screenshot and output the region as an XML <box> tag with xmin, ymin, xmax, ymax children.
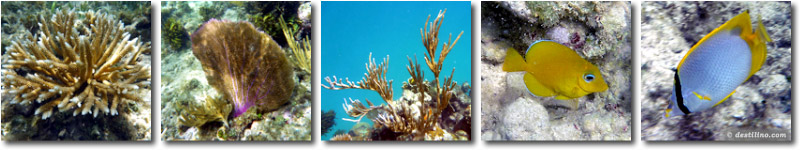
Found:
<box><xmin>502</xmin><ymin>40</ymin><xmax>609</xmax><ymax>107</ymax></box>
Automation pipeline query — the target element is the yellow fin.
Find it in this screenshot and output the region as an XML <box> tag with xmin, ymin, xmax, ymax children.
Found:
<box><xmin>713</xmin><ymin>90</ymin><xmax>736</xmax><ymax>107</ymax></box>
<box><xmin>678</xmin><ymin>11</ymin><xmax>769</xmax><ymax>73</ymax></box>
<box><xmin>692</xmin><ymin>92</ymin><xmax>712</xmax><ymax>101</ymax></box>
<box><xmin>747</xmin><ymin>14</ymin><xmax>771</xmax><ymax>79</ymax></box>
<box><xmin>502</xmin><ymin>47</ymin><xmax>527</xmax><ymax>72</ymax></box>
<box><xmin>665</xmin><ymin>108</ymin><xmax>673</xmax><ymax>118</ymax></box>
<box><xmin>523</xmin><ymin>72</ymin><xmax>556</xmax><ymax>97</ymax></box>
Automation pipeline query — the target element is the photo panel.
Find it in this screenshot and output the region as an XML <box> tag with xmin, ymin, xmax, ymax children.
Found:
<box><xmin>480</xmin><ymin>1</ymin><xmax>632</xmax><ymax>141</ymax></box>
<box><xmin>640</xmin><ymin>1</ymin><xmax>791</xmax><ymax>141</ymax></box>
<box><xmin>159</xmin><ymin>1</ymin><xmax>312</xmax><ymax>141</ymax></box>
<box><xmin>321</xmin><ymin>1</ymin><xmax>472</xmax><ymax>141</ymax></box>
<box><xmin>1</xmin><ymin>1</ymin><xmax>152</xmax><ymax>141</ymax></box>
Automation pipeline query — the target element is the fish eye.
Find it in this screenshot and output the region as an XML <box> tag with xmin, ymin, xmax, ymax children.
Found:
<box><xmin>584</xmin><ymin>74</ymin><xmax>595</xmax><ymax>83</ymax></box>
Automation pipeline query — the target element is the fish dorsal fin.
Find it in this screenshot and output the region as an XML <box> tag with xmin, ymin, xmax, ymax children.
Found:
<box><xmin>502</xmin><ymin>47</ymin><xmax>527</xmax><ymax>72</ymax></box>
<box><xmin>678</xmin><ymin>11</ymin><xmax>765</xmax><ymax>73</ymax></box>
<box><xmin>746</xmin><ymin>14</ymin><xmax>771</xmax><ymax>79</ymax></box>
<box><xmin>523</xmin><ymin>72</ymin><xmax>556</xmax><ymax>97</ymax></box>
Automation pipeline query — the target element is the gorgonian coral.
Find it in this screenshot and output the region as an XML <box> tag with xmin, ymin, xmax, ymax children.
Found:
<box><xmin>1</xmin><ymin>9</ymin><xmax>151</xmax><ymax>119</ymax></box>
<box><xmin>191</xmin><ymin>19</ymin><xmax>294</xmax><ymax>117</ymax></box>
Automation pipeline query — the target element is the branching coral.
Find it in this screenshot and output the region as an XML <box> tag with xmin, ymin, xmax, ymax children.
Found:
<box><xmin>323</xmin><ymin>9</ymin><xmax>465</xmax><ymax>140</ymax></box>
<box><xmin>1</xmin><ymin>9</ymin><xmax>151</xmax><ymax>120</ymax></box>
<box><xmin>190</xmin><ymin>19</ymin><xmax>295</xmax><ymax>118</ymax></box>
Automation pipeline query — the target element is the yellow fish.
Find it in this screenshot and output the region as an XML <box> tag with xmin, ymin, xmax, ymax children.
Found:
<box><xmin>665</xmin><ymin>11</ymin><xmax>771</xmax><ymax>117</ymax></box>
<box><xmin>502</xmin><ymin>40</ymin><xmax>609</xmax><ymax>107</ymax></box>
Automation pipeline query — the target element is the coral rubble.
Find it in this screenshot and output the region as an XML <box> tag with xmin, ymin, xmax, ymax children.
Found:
<box><xmin>2</xmin><ymin>9</ymin><xmax>151</xmax><ymax>120</ymax></box>
<box><xmin>323</xmin><ymin>9</ymin><xmax>470</xmax><ymax>141</ymax></box>
<box><xmin>190</xmin><ymin>19</ymin><xmax>295</xmax><ymax>117</ymax></box>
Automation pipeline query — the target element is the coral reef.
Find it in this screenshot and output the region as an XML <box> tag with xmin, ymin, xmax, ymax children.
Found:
<box><xmin>481</xmin><ymin>1</ymin><xmax>631</xmax><ymax>141</ymax></box>
<box><xmin>323</xmin><ymin>9</ymin><xmax>470</xmax><ymax>141</ymax></box>
<box><xmin>321</xmin><ymin>109</ymin><xmax>336</xmax><ymax>135</ymax></box>
<box><xmin>641</xmin><ymin>1</ymin><xmax>791</xmax><ymax>141</ymax></box>
<box><xmin>190</xmin><ymin>19</ymin><xmax>295</xmax><ymax>117</ymax></box>
<box><xmin>198</xmin><ymin>5</ymin><xmax>225</xmax><ymax>22</ymax></box>
<box><xmin>245</xmin><ymin>2</ymin><xmax>306</xmax><ymax>47</ymax></box>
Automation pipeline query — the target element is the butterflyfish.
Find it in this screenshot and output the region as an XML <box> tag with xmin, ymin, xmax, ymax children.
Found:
<box><xmin>665</xmin><ymin>11</ymin><xmax>771</xmax><ymax>117</ymax></box>
<box><xmin>502</xmin><ymin>40</ymin><xmax>609</xmax><ymax>108</ymax></box>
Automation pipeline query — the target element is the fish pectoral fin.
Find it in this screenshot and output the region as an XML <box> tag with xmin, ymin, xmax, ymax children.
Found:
<box><xmin>564</xmin><ymin>99</ymin><xmax>580</xmax><ymax>109</ymax></box>
<box><xmin>553</xmin><ymin>97</ymin><xmax>580</xmax><ymax>109</ymax></box>
<box><xmin>713</xmin><ymin>90</ymin><xmax>736</xmax><ymax>107</ymax></box>
<box><xmin>692</xmin><ymin>92</ymin><xmax>712</xmax><ymax>101</ymax></box>
<box><xmin>523</xmin><ymin>73</ymin><xmax>556</xmax><ymax>97</ymax></box>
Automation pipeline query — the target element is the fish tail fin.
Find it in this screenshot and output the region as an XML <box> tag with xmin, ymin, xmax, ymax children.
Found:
<box><xmin>747</xmin><ymin>14</ymin><xmax>771</xmax><ymax>78</ymax></box>
<box><xmin>502</xmin><ymin>47</ymin><xmax>527</xmax><ymax>72</ymax></box>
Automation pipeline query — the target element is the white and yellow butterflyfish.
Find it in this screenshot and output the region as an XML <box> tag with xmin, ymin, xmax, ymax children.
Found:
<box><xmin>665</xmin><ymin>11</ymin><xmax>771</xmax><ymax>117</ymax></box>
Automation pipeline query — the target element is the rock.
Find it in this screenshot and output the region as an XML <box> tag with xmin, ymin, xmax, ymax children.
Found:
<box><xmin>499</xmin><ymin>97</ymin><xmax>552</xmax><ymax>140</ymax></box>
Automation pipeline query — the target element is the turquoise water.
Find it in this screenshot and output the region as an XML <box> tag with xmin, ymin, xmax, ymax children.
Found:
<box><xmin>321</xmin><ymin>1</ymin><xmax>471</xmax><ymax>140</ymax></box>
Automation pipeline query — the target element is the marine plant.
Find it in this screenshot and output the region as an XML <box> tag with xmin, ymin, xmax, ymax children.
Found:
<box><xmin>1</xmin><ymin>9</ymin><xmax>151</xmax><ymax>119</ymax></box>
<box><xmin>162</xmin><ymin>17</ymin><xmax>189</xmax><ymax>51</ymax></box>
<box><xmin>190</xmin><ymin>19</ymin><xmax>295</xmax><ymax>118</ymax></box>
<box><xmin>322</xmin><ymin>9</ymin><xmax>465</xmax><ymax>140</ymax></box>
<box><xmin>321</xmin><ymin>109</ymin><xmax>336</xmax><ymax>135</ymax></box>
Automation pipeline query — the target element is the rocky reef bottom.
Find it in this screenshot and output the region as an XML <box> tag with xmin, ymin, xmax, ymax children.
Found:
<box><xmin>330</xmin><ymin>80</ymin><xmax>472</xmax><ymax>141</ymax></box>
<box><xmin>1</xmin><ymin>90</ymin><xmax>152</xmax><ymax>141</ymax></box>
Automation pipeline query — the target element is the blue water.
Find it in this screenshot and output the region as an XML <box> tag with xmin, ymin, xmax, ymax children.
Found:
<box><xmin>321</xmin><ymin>1</ymin><xmax>471</xmax><ymax>140</ymax></box>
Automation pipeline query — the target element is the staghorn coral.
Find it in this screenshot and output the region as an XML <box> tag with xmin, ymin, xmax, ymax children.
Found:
<box><xmin>1</xmin><ymin>9</ymin><xmax>151</xmax><ymax>120</ymax></box>
<box><xmin>190</xmin><ymin>19</ymin><xmax>295</xmax><ymax>118</ymax></box>
<box><xmin>323</xmin><ymin>9</ymin><xmax>467</xmax><ymax>141</ymax></box>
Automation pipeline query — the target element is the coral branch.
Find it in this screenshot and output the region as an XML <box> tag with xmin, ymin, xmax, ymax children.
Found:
<box><xmin>323</xmin><ymin>53</ymin><xmax>394</xmax><ymax>103</ymax></box>
<box><xmin>1</xmin><ymin>9</ymin><xmax>151</xmax><ymax>119</ymax></box>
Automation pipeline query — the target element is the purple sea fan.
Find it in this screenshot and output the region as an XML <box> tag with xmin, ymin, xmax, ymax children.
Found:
<box><xmin>191</xmin><ymin>19</ymin><xmax>295</xmax><ymax>118</ymax></box>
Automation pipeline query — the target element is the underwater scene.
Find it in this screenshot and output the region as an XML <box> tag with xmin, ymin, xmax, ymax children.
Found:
<box><xmin>1</xmin><ymin>1</ymin><xmax>152</xmax><ymax>141</ymax></box>
<box><xmin>481</xmin><ymin>1</ymin><xmax>632</xmax><ymax>141</ymax></box>
<box><xmin>641</xmin><ymin>1</ymin><xmax>791</xmax><ymax>141</ymax></box>
<box><xmin>321</xmin><ymin>1</ymin><xmax>472</xmax><ymax>141</ymax></box>
<box><xmin>159</xmin><ymin>1</ymin><xmax>311</xmax><ymax>141</ymax></box>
